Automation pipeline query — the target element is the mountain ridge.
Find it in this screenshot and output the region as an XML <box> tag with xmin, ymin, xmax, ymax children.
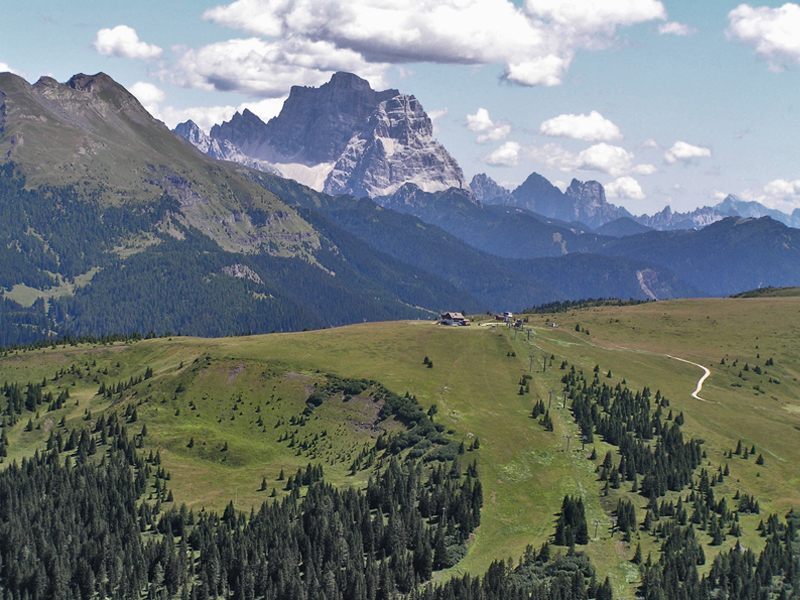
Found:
<box><xmin>191</xmin><ymin>72</ymin><xmax>467</xmax><ymax>197</ymax></box>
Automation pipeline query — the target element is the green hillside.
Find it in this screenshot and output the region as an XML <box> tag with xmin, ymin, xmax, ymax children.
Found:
<box><xmin>2</xmin><ymin>296</ymin><xmax>798</xmax><ymax>598</ymax></box>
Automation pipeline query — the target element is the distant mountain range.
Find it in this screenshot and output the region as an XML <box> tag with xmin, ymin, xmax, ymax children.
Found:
<box><xmin>175</xmin><ymin>72</ymin><xmax>799</xmax><ymax>234</ymax></box>
<box><xmin>1</xmin><ymin>69</ymin><xmax>799</xmax><ymax>346</ymax></box>
<box><xmin>192</xmin><ymin>72</ymin><xmax>467</xmax><ymax>198</ymax></box>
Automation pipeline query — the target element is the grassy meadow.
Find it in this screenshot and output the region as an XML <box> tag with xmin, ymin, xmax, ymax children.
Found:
<box><xmin>1</xmin><ymin>294</ymin><xmax>799</xmax><ymax>597</ymax></box>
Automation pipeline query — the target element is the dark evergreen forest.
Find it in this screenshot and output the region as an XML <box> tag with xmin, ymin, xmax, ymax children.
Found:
<box><xmin>0</xmin><ymin>164</ymin><xmax>480</xmax><ymax>347</ymax></box>
<box><xmin>560</xmin><ymin>364</ymin><xmax>800</xmax><ymax>599</ymax></box>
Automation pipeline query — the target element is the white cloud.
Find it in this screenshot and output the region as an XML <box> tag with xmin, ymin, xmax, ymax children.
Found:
<box><xmin>466</xmin><ymin>108</ymin><xmax>511</xmax><ymax>143</ymax></box>
<box><xmin>664</xmin><ymin>140</ymin><xmax>712</xmax><ymax>164</ymax></box>
<box><xmin>428</xmin><ymin>108</ymin><xmax>448</xmax><ymax>121</ymax></box>
<box><xmin>727</xmin><ymin>3</ymin><xmax>800</xmax><ymax>70</ymax></box>
<box><xmin>158</xmin><ymin>97</ymin><xmax>287</xmax><ymax>131</ymax></box>
<box><xmin>710</xmin><ymin>190</ymin><xmax>729</xmax><ymax>201</ymax></box>
<box><xmin>642</xmin><ymin>138</ymin><xmax>659</xmax><ymax>148</ymax></box>
<box><xmin>94</xmin><ymin>25</ymin><xmax>163</xmax><ymax>60</ymax></box>
<box><xmin>428</xmin><ymin>108</ymin><xmax>448</xmax><ymax>133</ymax></box>
<box><xmin>605</xmin><ymin>176</ymin><xmax>645</xmax><ymax>200</ymax></box>
<box><xmin>184</xmin><ymin>0</ymin><xmax>668</xmax><ymax>95</ymax></box>
<box><xmin>658</xmin><ymin>21</ymin><xmax>695</xmax><ymax>35</ymax></box>
<box><xmin>126</xmin><ymin>80</ymin><xmax>286</xmax><ymax>131</ymax></box>
<box><xmin>485</xmin><ymin>141</ymin><xmax>521</xmax><ymax>166</ymax></box>
<box><xmin>172</xmin><ymin>37</ymin><xmax>387</xmax><ymax>97</ymax></box>
<box><xmin>128</xmin><ymin>82</ymin><xmax>165</xmax><ymax>115</ymax></box>
<box><xmin>0</xmin><ymin>62</ymin><xmax>23</xmax><ymax>76</ymax></box>
<box><xmin>504</xmin><ymin>55</ymin><xmax>569</xmax><ymax>87</ymax></box>
<box><xmin>159</xmin><ymin>105</ymin><xmax>237</xmax><ymax>132</ymax></box>
<box><xmin>466</xmin><ymin>108</ymin><xmax>493</xmax><ymax>131</ymax></box>
<box><xmin>574</xmin><ymin>143</ymin><xmax>635</xmax><ymax>177</ymax></box>
<box><xmin>632</xmin><ymin>163</ymin><xmax>658</xmax><ymax>175</ymax></box>
<box><xmin>525</xmin><ymin>0</ymin><xmax>666</xmax><ymax>32</ymax></box>
<box><xmin>764</xmin><ymin>178</ymin><xmax>800</xmax><ymax>199</ymax></box>
<box><xmin>538</xmin><ymin>110</ymin><xmax>622</xmax><ymax>142</ymax></box>
<box><xmin>526</xmin><ymin>141</ymin><xmax>653</xmax><ymax>177</ymax></box>
<box><xmin>741</xmin><ymin>178</ymin><xmax>800</xmax><ymax>210</ymax></box>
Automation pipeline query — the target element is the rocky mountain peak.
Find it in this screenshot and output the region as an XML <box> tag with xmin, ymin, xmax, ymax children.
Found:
<box><xmin>175</xmin><ymin>120</ymin><xmax>214</xmax><ymax>154</ymax></box>
<box><xmin>469</xmin><ymin>173</ymin><xmax>513</xmax><ymax>205</ymax></box>
<box><xmin>563</xmin><ymin>179</ymin><xmax>631</xmax><ymax>229</ymax></box>
<box><xmin>565</xmin><ymin>179</ymin><xmax>606</xmax><ymax>206</ymax></box>
<box><xmin>322</xmin><ymin>92</ymin><xmax>467</xmax><ymax>198</ymax></box>
<box><xmin>66</xmin><ymin>72</ymin><xmax>119</xmax><ymax>94</ymax></box>
<box><xmin>510</xmin><ymin>172</ymin><xmax>567</xmax><ymax>216</ymax></box>
<box><xmin>175</xmin><ymin>119</ymin><xmax>278</xmax><ymax>175</ymax></box>
<box><xmin>508</xmin><ymin>173</ymin><xmax>628</xmax><ymax>228</ymax></box>
<box><xmin>209</xmin><ymin>110</ymin><xmax>269</xmax><ymax>157</ymax></box>
<box><xmin>195</xmin><ymin>71</ymin><xmax>465</xmax><ymax>197</ymax></box>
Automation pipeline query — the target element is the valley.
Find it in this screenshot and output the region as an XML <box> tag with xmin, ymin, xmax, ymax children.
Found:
<box><xmin>2</xmin><ymin>294</ymin><xmax>798</xmax><ymax>598</ymax></box>
<box><xmin>1</xmin><ymin>66</ymin><xmax>799</xmax><ymax>599</ymax></box>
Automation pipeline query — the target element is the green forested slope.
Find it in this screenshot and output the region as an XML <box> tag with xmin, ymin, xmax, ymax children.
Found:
<box><xmin>1</xmin><ymin>298</ymin><xmax>799</xmax><ymax>599</ymax></box>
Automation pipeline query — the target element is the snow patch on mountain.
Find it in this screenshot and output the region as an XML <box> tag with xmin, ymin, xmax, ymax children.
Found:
<box><xmin>273</xmin><ymin>162</ymin><xmax>336</xmax><ymax>192</ymax></box>
<box><xmin>324</xmin><ymin>94</ymin><xmax>466</xmax><ymax>198</ymax></box>
<box><xmin>178</xmin><ymin>72</ymin><xmax>466</xmax><ymax>199</ymax></box>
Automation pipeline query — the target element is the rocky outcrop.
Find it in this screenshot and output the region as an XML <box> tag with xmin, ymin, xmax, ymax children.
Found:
<box><xmin>470</xmin><ymin>173</ymin><xmax>513</xmax><ymax>204</ymax></box>
<box><xmin>509</xmin><ymin>173</ymin><xmax>629</xmax><ymax>228</ymax></box>
<box><xmin>632</xmin><ymin>195</ymin><xmax>800</xmax><ymax>231</ymax></box>
<box><xmin>563</xmin><ymin>179</ymin><xmax>631</xmax><ymax>229</ymax></box>
<box><xmin>174</xmin><ymin>120</ymin><xmax>277</xmax><ymax>174</ymax></box>
<box><xmin>192</xmin><ymin>72</ymin><xmax>466</xmax><ymax>197</ymax></box>
<box><xmin>510</xmin><ymin>172</ymin><xmax>568</xmax><ymax>217</ymax></box>
<box><xmin>324</xmin><ymin>94</ymin><xmax>466</xmax><ymax>198</ymax></box>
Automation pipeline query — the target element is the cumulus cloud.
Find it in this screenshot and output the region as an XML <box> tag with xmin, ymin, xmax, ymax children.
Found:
<box><xmin>484</xmin><ymin>141</ymin><xmax>521</xmax><ymax>166</ymax></box>
<box><xmin>538</xmin><ymin>110</ymin><xmax>622</xmax><ymax>142</ymax></box>
<box><xmin>727</xmin><ymin>3</ymin><xmax>800</xmax><ymax>70</ymax></box>
<box><xmin>632</xmin><ymin>163</ymin><xmax>658</xmax><ymax>175</ymax></box>
<box><xmin>740</xmin><ymin>178</ymin><xmax>800</xmax><ymax>210</ymax></box>
<box><xmin>428</xmin><ymin>108</ymin><xmax>448</xmax><ymax>133</ymax></box>
<box><xmin>158</xmin><ymin>97</ymin><xmax>286</xmax><ymax>131</ymax></box>
<box><xmin>466</xmin><ymin>108</ymin><xmax>511</xmax><ymax>143</ymax></box>
<box><xmin>172</xmin><ymin>37</ymin><xmax>387</xmax><ymax>97</ymax></box>
<box><xmin>126</xmin><ymin>80</ymin><xmax>286</xmax><ymax>132</ymax></box>
<box><xmin>178</xmin><ymin>0</ymin><xmax>668</xmax><ymax>95</ymax></box>
<box><xmin>710</xmin><ymin>190</ymin><xmax>729</xmax><ymax>201</ymax></box>
<box><xmin>763</xmin><ymin>178</ymin><xmax>800</xmax><ymax>197</ymax></box>
<box><xmin>605</xmin><ymin>176</ymin><xmax>645</xmax><ymax>200</ymax></box>
<box><xmin>524</xmin><ymin>142</ymin><xmax>654</xmax><ymax>178</ymax></box>
<box><xmin>664</xmin><ymin>141</ymin><xmax>712</xmax><ymax>164</ymax></box>
<box><xmin>658</xmin><ymin>21</ymin><xmax>695</xmax><ymax>35</ymax></box>
<box><xmin>0</xmin><ymin>62</ymin><xmax>23</xmax><ymax>75</ymax></box>
<box><xmin>525</xmin><ymin>0</ymin><xmax>666</xmax><ymax>32</ymax></box>
<box><xmin>573</xmin><ymin>143</ymin><xmax>636</xmax><ymax>177</ymax></box>
<box><xmin>94</xmin><ymin>25</ymin><xmax>163</xmax><ymax>60</ymax></box>
<box><xmin>128</xmin><ymin>82</ymin><xmax>165</xmax><ymax>115</ymax></box>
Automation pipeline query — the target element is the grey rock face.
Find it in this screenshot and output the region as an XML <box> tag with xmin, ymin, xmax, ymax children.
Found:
<box><xmin>174</xmin><ymin>120</ymin><xmax>277</xmax><ymax>175</ymax></box>
<box><xmin>470</xmin><ymin>173</ymin><xmax>513</xmax><ymax>204</ymax></box>
<box><xmin>324</xmin><ymin>94</ymin><xmax>467</xmax><ymax>198</ymax></box>
<box><xmin>175</xmin><ymin>120</ymin><xmax>225</xmax><ymax>158</ymax></box>
<box><xmin>632</xmin><ymin>196</ymin><xmax>800</xmax><ymax>231</ymax></box>
<box><xmin>196</xmin><ymin>72</ymin><xmax>465</xmax><ymax>197</ymax></box>
<box><xmin>510</xmin><ymin>172</ymin><xmax>567</xmax><ymax>216</ymax></box>
<box><xmin>510</xmin><ymin>173</ymin><xmax>628</xmax><ymax>228</ymax></box>
<box><xmin>564</xmin><ymin>179</ymin><xmax>630</xmax><ymax>229</ymax></box>
<box><xmin>209</xmin><ymin>72</ymin><xmax>399</xmax><ymax>165</ymax></box>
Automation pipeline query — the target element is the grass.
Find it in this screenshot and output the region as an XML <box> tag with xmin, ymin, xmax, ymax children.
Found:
<box><xmin>1</xmin><ymin>296</ymin><xmax>799</xmax><ymax>597</ymax></box>
<box><xmin>3</xmin><ymin>268</ymin><xmax>100</xmax><ymax>307</ymax></box>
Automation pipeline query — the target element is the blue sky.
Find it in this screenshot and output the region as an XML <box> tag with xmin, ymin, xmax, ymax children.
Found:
<box><xmin>2</xmin><ymin>0</ymin><xmax>799</xmax><ymax>215</ymax></box>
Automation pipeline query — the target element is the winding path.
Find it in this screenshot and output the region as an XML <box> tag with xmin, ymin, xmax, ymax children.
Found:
<box><xmin>666</xmin><ymin>355</ymin><xmax>713</xmax><ymax>403</ymax></box>
<box><xmin>559</xmin><ymin>329</ymin><xmax>716</xmax><ymax>404</ymax></box>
